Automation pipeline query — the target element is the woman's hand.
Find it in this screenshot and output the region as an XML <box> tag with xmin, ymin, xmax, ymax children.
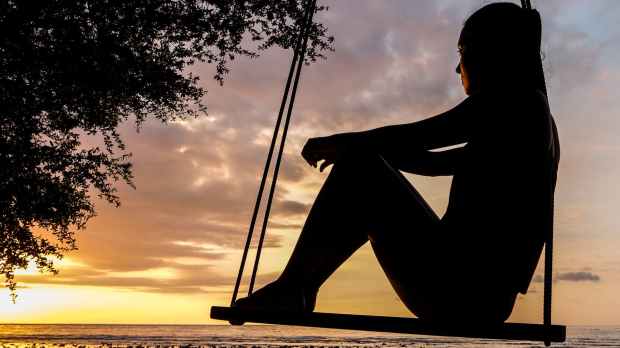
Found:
<box><xmin>301</xmin><ymin>136</ymin><xmax>340</xmax><ymax>172</ymax></box>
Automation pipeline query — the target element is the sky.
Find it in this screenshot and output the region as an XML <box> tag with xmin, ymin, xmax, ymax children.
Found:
<box><xmin>3</xmin><ymin>0</ymin><xmax>620</xmax><ymax>326</ymax></box>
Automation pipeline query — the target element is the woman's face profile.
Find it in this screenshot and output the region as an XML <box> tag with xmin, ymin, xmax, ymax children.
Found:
<box><xmin>456</xmin><ymin>45</ymin><xmax>473</xmax><ymax>95</ymax></box>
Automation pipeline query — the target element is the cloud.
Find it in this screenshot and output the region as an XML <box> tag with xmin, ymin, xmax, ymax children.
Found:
<box><xmin>557</xmin><ymin>271</ymin><xmax>601</xmax><ymax>282</ymax></box>
<box><xmin>274</xmin><ymin>200</ymin><xmax>311</xmax><ymax>216</ymax></box>
<box><xmin>40</xmin><ymin>0</ymin><xmax>473</xmax><ymax>294</ymax></box>
<box><xmin>17</xmin><ymin>264</ymin><xmax>281</xmax><ymax>294</ymax></box>
<box><xmin>21</xmin><ymin>1</ymin><xmax>620</xmax><ymax>300</ymax></box>
<box><xmin>533</xmin><ymin>271</ymin><xmax>602</xmax><ymax>283</ymax></box>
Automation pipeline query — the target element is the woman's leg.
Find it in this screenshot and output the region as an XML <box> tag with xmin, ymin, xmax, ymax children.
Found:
<box><xmin>234</xmin><ymin>150</ymin><xmax>443</xmax><ymax>314</ymax></box>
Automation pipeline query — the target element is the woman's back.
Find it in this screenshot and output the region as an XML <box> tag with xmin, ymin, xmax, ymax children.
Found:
<box><xmin>443</xmin><ymin>89</ymin><xmax>560</xmax><ymax>294</ymax></box>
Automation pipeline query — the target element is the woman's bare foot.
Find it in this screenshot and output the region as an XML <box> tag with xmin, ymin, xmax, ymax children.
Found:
<box><xmin>232</xmin><ymin>279</ymin><xmax>317</xmax><ymax>313</ymax></box>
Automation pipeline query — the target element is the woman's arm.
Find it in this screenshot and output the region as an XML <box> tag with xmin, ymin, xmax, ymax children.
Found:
<box><xmin>395</xmin><ymin>146</ymin><xmax>466</xmax><ymax>176</ymax></box>
<box><xmin>355</xmin><ymin>94</ymin><xmax>476</xmax><ymax>152</ymax></box>
<box><xmin>302</xmin><ymin>94</ymin><xmax>481</xmax><ymax>172</ymax></box>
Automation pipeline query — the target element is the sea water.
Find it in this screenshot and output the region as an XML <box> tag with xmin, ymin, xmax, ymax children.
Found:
<box><xmin>0</xmin><ymin>324</ymin><xmax>617</xmax><ymax>347</ymax></box>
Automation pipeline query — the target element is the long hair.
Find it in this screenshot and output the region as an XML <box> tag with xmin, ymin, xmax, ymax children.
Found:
<box><xmin>459</xmin><ymin>2</ymin><xmax>546</xmax><ymax>94</ymax></box>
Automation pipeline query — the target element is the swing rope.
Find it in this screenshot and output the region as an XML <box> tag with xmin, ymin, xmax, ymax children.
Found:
<box><xmin>230</xmin><ymin>0</ymin><xmax>317</xmax><ymax>305</ymax></box>
<box><xmin>521</xmin><ymin>1</ymin><xmax>556</xmax><ymax>345</ymax></box>
<box><xmin>248</xmin><ymin>0</ymin><xmax>318</xmax><ymax>295</ymax></box>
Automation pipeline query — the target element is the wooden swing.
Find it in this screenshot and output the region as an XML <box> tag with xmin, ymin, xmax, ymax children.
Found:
<box><xmin>210</xmin><ymin>0</ymin><xmax>566</xmax><ymax>345</ymax></box>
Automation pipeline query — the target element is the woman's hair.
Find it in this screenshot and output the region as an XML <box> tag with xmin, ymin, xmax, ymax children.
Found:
<box><xmin>459</xmin><ymin>2</ymin><xmax>545</xmax><ymax>93</ymax></box>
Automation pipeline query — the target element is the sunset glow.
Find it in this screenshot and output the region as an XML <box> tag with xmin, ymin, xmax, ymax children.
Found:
<box><xmin>5</xmin><ymin>0</ymin><xmax>620</xmax><ymax>326</ymax></box>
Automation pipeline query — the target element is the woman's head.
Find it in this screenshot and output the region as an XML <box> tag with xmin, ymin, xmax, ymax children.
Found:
<box><xmin>456</xmin><ymin>2</ymin><xmax>544</xmax><ymax>95</ymax></box>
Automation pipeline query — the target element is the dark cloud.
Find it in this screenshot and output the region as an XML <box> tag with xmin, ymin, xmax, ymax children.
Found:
<box><xmin>533</xmin><ymin>271</ymin><xmax>601</xmax><ymax>283</ymax></box>
<box><xmin>557</xmin><ymin>271</ymin><xmax>601</xmax><ymax>282</ymax></box>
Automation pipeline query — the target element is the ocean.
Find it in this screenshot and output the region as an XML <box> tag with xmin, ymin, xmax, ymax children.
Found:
<box><xmin>0</xmin><ymin>324</ymin><xmax>617</xmax><ymax>347</ymax></box>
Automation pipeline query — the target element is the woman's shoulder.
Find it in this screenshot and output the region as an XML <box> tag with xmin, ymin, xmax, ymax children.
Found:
<box><xmin>470</xmin><ymin>88</ymin><xmax>553</xmax><ymax>144</ymax></box>
<box><xmin>456</xmin><ymin>88</ymin><xmax>553</xmax><ymax>140</ymax></box>
<box><xmin>473</xmin><ymin>87</ymin><xmax>548</xmax><ymax>108</ymax></box>
<box><xmin>476</xmin><ymin>88</ymin><xmax>551</xmax><ymax>121</ymax></box>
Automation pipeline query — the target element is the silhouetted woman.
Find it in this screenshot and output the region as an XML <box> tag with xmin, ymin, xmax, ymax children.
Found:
<box><xmin>234</xmin><ymin>2</ymin><xmax>560</xmax><ymax>323</ymax></box>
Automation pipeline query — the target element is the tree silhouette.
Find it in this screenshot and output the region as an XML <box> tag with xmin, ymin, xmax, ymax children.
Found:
<box><xmin>0</xmin><ymin>0</ymin><xmax>332</xmax><ymax>300</ymax></box>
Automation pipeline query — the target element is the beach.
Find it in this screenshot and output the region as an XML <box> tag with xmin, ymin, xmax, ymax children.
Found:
<box><xmin>0</xmin><ymin>324</ymin><xmax>617</xmax><ymax>348</ymax></box>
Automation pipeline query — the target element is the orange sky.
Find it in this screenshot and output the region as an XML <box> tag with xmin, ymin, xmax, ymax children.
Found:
<box><xmin>5</xmin><ymin>0</ymin><xmax>620</xmax><ymax>325</ymax></box>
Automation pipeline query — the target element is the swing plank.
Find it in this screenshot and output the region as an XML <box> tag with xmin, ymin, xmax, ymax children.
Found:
<box><xmin>210</xmin><ymin>306</ymin><xmax>566</xmax><ymax>343</ymax></box>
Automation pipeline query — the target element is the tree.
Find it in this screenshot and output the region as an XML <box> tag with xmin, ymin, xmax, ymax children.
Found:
<box><xmin>0</xmin><ymin>0</ymin><xmax>332</xmax><ymax>300</ymax></box>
